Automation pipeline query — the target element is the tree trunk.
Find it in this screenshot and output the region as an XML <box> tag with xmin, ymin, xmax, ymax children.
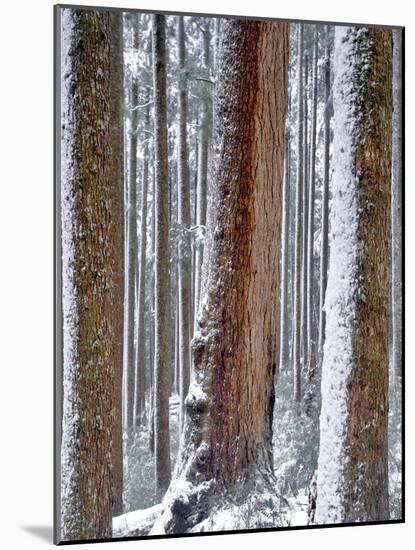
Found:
<box><xmin>316</xmin><ymin>26</ymin><xmax>392</xmax><ymax>524</ymax></box>
<box><xmin>126</xmin><ymin>17</ymin><xmax>139</xmax><ymax>430</ymax></box>
<box><xmin>134</xmin><ymin>104</ymin><xmax>150</xmax><ymax>427</ymax></box>
<box><xmin>152</xmin><ymin>19</ymin><xmax>289</xmax><ymax>534</ymax></box>
<box><xmin>149</xmin><ymin>168</ymin><xmax>156</xmax><ymax>454</ymax></box>
<box><xmin>152</xmin><ymin>13</ymin><xmax>171</xmax><ymax>497</ymax></box>
<box><xmin>177</xmin><ymin>16</ymin><xmax>192</xmax><ymax>428</ymax></box>
<box><xmin>318</xmin><ymin>28</ymin><xmax>331</xmax><ymax>358</ymax></box>
<box><xmin>194</xmin><ymin>22</ymin><xmax>212</xmax><ymax>327</ymax></box>
<box><xmin>305</xmin><ymin>32</ymin><xmax>318</xmax><ymax>407</ymax></box>
<box><xmin>301</xmin><ymin>52</ymin><xmax>309</xmax><ymax>369</ymax></box>
<box><xmin>60</xmin><ymin>7</ymin><xmax>123</xmax><ymax>540</ymax></box>
<box><xmin>391</xmin><ymin>30</ymin><xmax>402</xmax><ymax>382</ymax></box>
<box><xmin>279</xmin><ymin>131</ymin><xmax>291</xmax><ymax>372</ymax></box>
<box><xmin>293</xmin><ymin>24</ymin><xmax>304</xmax><ymax>407</ymax></box>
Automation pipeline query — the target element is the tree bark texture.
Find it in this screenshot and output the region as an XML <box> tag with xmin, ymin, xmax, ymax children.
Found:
<box><xmin>156</xmin><ymin>19</ymin><xmax>289</xmax><ymax>534</ymax></box>
<box><xmin>391</xmin><ymin>30</ymin><xmax>402</xmax><ymax>381</ymax></box>
<box><xmin>152</xmin><ymin>14</ymin><xmax>171</xmax><ymax>497</ymax></box>
<box><xmin>177</xmin><ymin>16</ymin><xmax>192</xmax><ymax>428</ymax></box>
<box><xmin>316</xmin><ymin>26</ymin><xmax>392</xmax><ymax>524</ymax></box>
<box><xmin>60</xmin><ymin>8</ymin><xmax>123</xmax><ymax>540</ymax></box>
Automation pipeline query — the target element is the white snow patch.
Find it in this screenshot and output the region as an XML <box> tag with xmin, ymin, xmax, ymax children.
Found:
<box><xmin>113</xmin><ymin>504</ymin><xmax>163</xmax><ymax>537</ymax></box>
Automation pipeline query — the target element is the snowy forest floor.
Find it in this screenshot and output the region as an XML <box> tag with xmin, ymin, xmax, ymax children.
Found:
<box><xmin>113</xmin><ymin>490</ymin><xmax>310</xmax><ymax>537</ymax></box>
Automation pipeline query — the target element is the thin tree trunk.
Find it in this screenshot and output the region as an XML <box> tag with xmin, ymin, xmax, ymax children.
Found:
<box><xmin>149</xmin><ymin>168</ymin><xmax>156</xmax><ymax>454</ymax></box>
<box><xmin>391</xmin><ymin>30</ymin><xmax>402</xmax><ymax>382</ymax></box>
<box><xmin>60</xmin><ymin>7</ymin><xmax>123</xmax><ymax>540</ymax></box>
<box><xmin>126</xmin><ymin>17</ymin><xmax>139</xmax><ymax>429</ymax></box>
<box><xmin>316</xmin><ymin>26</ymin><xmax>392</xmax><ymax>524</ymax></box>
<box><xmin>134</xmin><ymin>104</ymin><xmax>150</xmax><ymax>427</ymax></box>
<box><xmin>305</xmin><ymin>32</ymin><xmax>318</xmax><ymax>404</ymax></box>
<box><xmin>301</xmin><ymin>52</ymin><xmax>309</xmax><ymax>369</ymax></box>
<box><xmin>152</xmin><ymin>13</ymin><xmax>171</xmax><ymax>497</ymax></box>
<box><xmin>194</xmin><ymin>23</ymin><xmax>211</xmax><ymax>327</ymax></box>
<box><xmin>279</xmin><ymin>131</ymin><xmax>291</xmax><ymax>372</ymax></box>
<box><xmin>293</xmin><ymin>24</ymin><xmax>304</xmax><ymax>407</ymax></box>
<box><xmin>177</xmin><ymin>16</ymin><xmax>192</xmax><ymax>428</ymax></box>
<box><xmin>318</xmin><ymin>28</ymin><xmax>331</xmax><ymax>358</ymax></box>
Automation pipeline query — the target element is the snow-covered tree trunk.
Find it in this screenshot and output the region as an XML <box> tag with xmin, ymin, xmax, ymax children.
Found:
<box><xmin>318</xmin><ymin>29</ymin><xmax>331</xmax><ymax>358</ymax></box>
<box><xmin>293</xmin><ymin>24</ymin><xmax>304</xmax><ymax>407</ymax></box>
<box><xmin>126</xmin><ymin>16</ymin><xmax>139</xmax><ymax>430</ymax></box>
<box><xmin>134</xmin><ymin>103</ymin><xmax>150</xmax><ymax>426</ymax></box>
<box><xmin>279</xmin><ymin>131</ymin><xmax>291</xmax><ymax>372</ymax></box>
<box><xmin>194</xmin><ymin>22</ymin><xmax>212</xmax><ymax>328</ymax></box>
<box><xmin>152</xmin><ymin>14</ymin><xmax>171</xmax><ymax>497</ymax></box>
<box><xmin>149</xmin><ymin>169</ymin><xmax>156</xmax><ymax>455</ymax></box>
<box><xmin>301</xmin><ymin>52</ymin><xmax>309</xmax><ymax>369</ymax></box>
<box><xmin>305</xmin><ymin>34</ymin><xmax>318</xmax><ymax>406</ymax></box>
<box><xmin>177</xmin><ymin>16</ymin><xmax>192</xmax><ymax>428</ymax></box>
<box><xmin>150</xmin><ymin>19</ymin><xmax>289</xmax><ymax>534</ymax></box>
<box><xmin>316</xmin><ymin>26</ymin><xmax>392</xmax><ymax>524</ymax></box>
<box><xmin>60</xmin><ymin>7</ymin><xmax>123</xmax><ymax>539</ymax></box>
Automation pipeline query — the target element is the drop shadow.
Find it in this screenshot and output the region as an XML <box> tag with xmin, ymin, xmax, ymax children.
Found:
<box><xmin>21</xmin><ymin>525</ymin><xmax>54</xmax><ymax>543</ymax></box>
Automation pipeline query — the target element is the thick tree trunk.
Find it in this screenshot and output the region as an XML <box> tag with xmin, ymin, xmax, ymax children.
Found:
<box><xmin>152</xmin><ymin>19</ymin><xmax>289</xmax><ymax>534</ymax></box>
<box><xmin>316</xmin><ymin>26</ymin><xmax>392</xmax><ymax>524</ymax></box>
<box><xmin>318</xmin><ymin>29</ymin><xmax>331</xmax><ymax>358</ymax></box>
<box><xmin>134</xmin><ymin>105</ymin><xmax>150</xmax><ymax>427</ymax></box>
<box><xmin>293</xmin><ymin>25</ymin><xmax>304</xmax><ymax>407</ymax></box>
<box><xmin>152</xmin><ymin>14</ymin><xmax>171</xmax><ymax>497</ymax></box>
<box><xmin>177</xmin><ymin>16</ymin><xmax>192</xmax><ymax>428</ymax></box>
<box><xmin>60</xmin><ymin>8</ymin><xmax>123</xmax><ymax>540</ymax></box>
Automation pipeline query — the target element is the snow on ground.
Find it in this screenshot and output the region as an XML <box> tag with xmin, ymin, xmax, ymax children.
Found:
<box><xmin>287</xmin><ymin>490</ymin><xmax>309</xmax><ymax>527</ymax></box>
<box><xmin>113</xmin><ymin>503</ymin><xmax>163</xmax><ymax>537</ymax></box>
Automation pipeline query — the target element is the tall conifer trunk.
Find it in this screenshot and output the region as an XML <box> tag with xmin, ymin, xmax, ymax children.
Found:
<box><xmin>152</xmin><ymin>19</ymin><xmax>289</xmax><ymax>534</ymax></box>
<box><xmin>60</xmin><ymin>7</ymin><xmax>123</xmax><ymax>539</ymax></box>
<box><xmin>152</xmin><ymin>13</ymin><xmax>171</xmax><ymax>497</ymax></box>
<box><xmin>316</xmin><ymin>26</ymin><xmax>392</xmax><ymax>524</ymax></box>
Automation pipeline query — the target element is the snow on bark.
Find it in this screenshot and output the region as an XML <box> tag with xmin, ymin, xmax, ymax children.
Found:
<box><xmin>60</xmin><ymin>7</ymin><xmax>124</xmax><ymax>538</ymax></box>
<box><xmin>148</xmin><ymin>18</ymin><xmax>290</xmax><ymax>535</ymax></box>
<box><xmin>60</xmin><ymin>9</ymin><xmax>80</xmax><ymax>537</ymax></box>
<box><xmin>315</xmin><ymin>26</ymin><xmax>362</xmax><ymax>524</ymax></box>
<box><xmin>316</xmin><ymin>25</ymin><xmax>392</xmax><ymax>524</ymax></box>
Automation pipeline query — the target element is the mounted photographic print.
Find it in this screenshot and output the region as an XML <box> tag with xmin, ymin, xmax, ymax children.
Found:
<box><xmin>54</xmin><ymin>3</ymin><xmax>404</xmax><ymax>544</ymax></box>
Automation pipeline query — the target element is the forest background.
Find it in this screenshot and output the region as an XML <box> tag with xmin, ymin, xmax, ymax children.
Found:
<box><xmin>0</xmin><ymin>0</ymin><xmax>412</xmax><ymax>550</ymax></box>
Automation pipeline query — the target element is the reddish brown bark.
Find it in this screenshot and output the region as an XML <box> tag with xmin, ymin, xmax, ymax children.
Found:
<box><xmin>157</xmin><ymin>19</ymin><xmax>289</xmax><ymax>533</ymax></box>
